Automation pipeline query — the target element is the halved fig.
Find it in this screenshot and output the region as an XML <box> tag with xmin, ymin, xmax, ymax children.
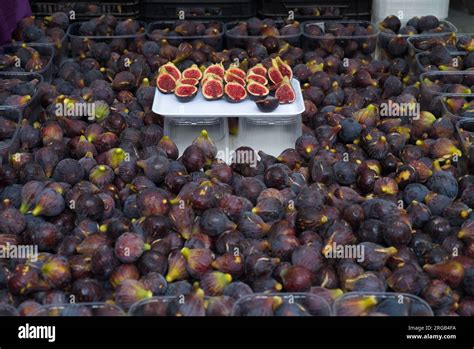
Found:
<box><xmin>224</xmin><ymin>72</ymin><xmax>246</xmax><ymax>86</ymax></box>
<box><xmin>275</xmin><ymin>76</ymin><xmax>296</xmax><ymax>104</ymax></box>
<box><xmin>227</xmin><ymin>67</ymin><xmax>246</xmax><ymax>80</ymax></box>
<box><xmin>175</xmin><ymin>83</ymin><xmax>198</xmax><ymax>103</ymax></box>
<box><xmin>268</xmin><ymin>63</ymin><xmax>284</xmax><ymax>85</ymax></box>
<box><xmin>275</xmin><ymin>57</ymin><xmax>293</xmax><ymax>80</ymax></box>
<box><xmin>247</xmin><ymin>73</ymin><xmax>268</xmax><ymax>86</ymax></box>
<box><xmin>204</xmin><ymin>63</ymin><xmax>225</xmax><ymax>79</ymax></box>
<box><xmin>159</xmin><ymin>62</ymin><xmax>181</xmax><ymax>81</ymax></box>
<box><xmin>247</xmin><ymin>63</ymin><xmax>267</xmax><ymax>77</ymax></box>
<box><xmin>182</xmin><ymin>64</ymin><xmax>203</xmax><ymax>80</ymax></box>
<box><xmin>179</xmin><ymin>78</ymin><xmax>199</xmax><ymax>86</ymax></box>
<box><xmin>157</xmin><ymin>72</ymin><xmax>177</xmax><ymax>94</ymax></box>
<box><xmin>247</xmin><ymin>81</ymin><xmax>270</xmax><ymax>101</ymax></box>
<box><xmin>225</xmin><ymin>82</ymin><xmax>247</xmax><ymax>103</ymax></box>
<box><xmin>201</xmin><ymin>73</ymin><xmax>223</xmax><ymax>87</ymax></box>
<box><xmin>256</xmin><ymin>97</ymin><xmax>279</xmax><ymax>113</ymax></box>
<box><xmin>202</xmin><ymin>76</ymin><xmax>224</xmax><ymax>100</ymax></box>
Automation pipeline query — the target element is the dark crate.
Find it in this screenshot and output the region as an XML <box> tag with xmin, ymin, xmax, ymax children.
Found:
<box><xmin>30</xmin><ymin>1</ymin><xmax>140</xmax><ymax>19</ymax></box>
<box><xmin>258</xmin><ymin>0</ymin><xmax>372</xmax><ymax>20</ymax></box>
<box><xmin>140</xmin><ymin>0</ymin><xmax>257</xmax><ymax>20</ymax></box>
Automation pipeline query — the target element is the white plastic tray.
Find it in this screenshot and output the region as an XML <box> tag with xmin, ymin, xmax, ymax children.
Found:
<box><xmin>152</xmin><ymin>79</ymin><xmax>305</xmax><ymax>117</ymax></box>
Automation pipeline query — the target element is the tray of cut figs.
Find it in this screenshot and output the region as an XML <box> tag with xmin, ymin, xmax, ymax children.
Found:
<box><xmin>152</xmin><ymin>58</ymin><xmax>305</xmax><ymax>117</ymax></box>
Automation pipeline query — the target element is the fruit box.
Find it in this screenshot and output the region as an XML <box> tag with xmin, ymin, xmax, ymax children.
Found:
<box><xmin>0</xmin><ymin>108</ymin><xmax>22</xmax><ymax>165</ymax></box>
<box><xmin>0</xmin><ymin>43</ymin><xmax>54</xmax><ymax>83</ymax></box>
<box><xmin>0</xmin><ymin>72</ymin><xmax>43</xmax><ymax>122</ymax></box>
<box><xmin>128</xmin><ymin>295</ymin><xmax>236</xmax><ymax>316</ymax></box>
<box><xmin>415</xmin><ymin>51</ymin><xmax>470</xmax><ymax>75</ymax></box>
<box><xmin>333</xmin><ymin>291</ymin><xmax>434</xmax><ymax>316</ymax></box>
<box><xmin>377</xmin><ymin>19</ymin><xmax>457</xmax><ymax>61</ymax></box>
<box><xmin>30</xmin><ymin>302</ymin><xmax>126</xmax><ymax>316</ymax></box>
<box><xmin>140</xmin><ymin>0</ymin><xmax>257</xmax><ymax>20</ymax></box>
<box><xmin>441</xmin><ymin>95</ymin><xmax>474</xmax><ymax>120</ymax></box>
<box><xmin>225</xmin><ymin>20</ymin><xmax>302</xmax><ymax>50</ymax></box>
<box><xmin>30</xmin><ymin>1</ymin><xmax>140</xmax><ymax>20</ymax></box>
<box><xmin>232</xmin><ymin>292</ymin><xmax>332</xmax><ymax>316</ymax></box>
<box><xmin>68</xmin><ymin>20</ymin><xmax>147</xmax><ymax>59</ymax></box>
<box><xmin>258</xmin><ymin>0</ymin><xmax>372</xmax><ymax>20</ymax></box>
<box><xmin>456</xmin><ymin>118</ymin><xmax>474</xmax><ymax>175</ymax></box>
<box><xmin>301</xmin><ymin>20</ymin><xmax>379</xmax><ymax>58</ymax></box>
<box><xmin>147</xmin><ymin>20</ymin><xmax>225</xmax><ymax>51</ymax></box>
<box><xmin>420</xmin><ymin>71</ymin><xmax>474</xmax><ymax>115</ymax></box>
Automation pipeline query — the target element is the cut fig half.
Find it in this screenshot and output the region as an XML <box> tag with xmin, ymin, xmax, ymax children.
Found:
<box><xmin>179</xmin><ymin>78</ymin><xmax>199</xmax><ymax>86</ymax></box>
<box><xmin>275</xmin><ymin>56</ymin><xmax>293</xmax><ymax>80</ymax></box>
<box><xmin>204</xmin><ymin>63</ymin><xmax>225</xmax><ymax>79</ymax></box>
<box><xmin>225</xmin><ymin>82</ymin><xmax>247</xmax><ymax>103</ymax></box>
<box><xmin>247</xmin><ymin>63</ymin><xmax>267</xmax><ymax>77</ymax></box>
<box><xmin>268</xmin><ymin>63</ymin><xmax>284</xmax><ymax>85</ymax></box>
<box><xmin>175</xmin><ymin>83</ymin><xmax>198</xmax><ymax>103</ymax></box>
<box><xmin>247</xmin><ymin>81</ymin><xmax>270</xmax><ymax>101</ymax></box>
<box><xmin>275</xmin><ymin>76</ymin><xmax>296</xmax><ymax>104</ymax></box>
<box><xmin>159</xmin><ymin>62</ymin><xmax>181</xmax><ymax>81</ymax></box>
<box><xmin>201</xmin><ymin>73</ymin><xmax>224</xmax><ymax>87</ymax></box>
<box><xmin>182</xmin><ymin>64</ymin><xmax>203</xmax><ymax>81</ymax></box>
<box><xmin>224</xmin><ymin>72</ymin><xmax>246</xmax><ymax>87</ymax></box>
<box><xmin>247</xmin><ymin>73</ymin><xmax>268</xmax><ymax>86</ymax></box>
<box><xmin>202</xmin><ymin>77</ymin><xmax>224</xmax><ymax>100</ymax></box>
<box><xmin>226</xmin><ymin>67</ymin><xmax>246</xmax><ymax>80</ymax></box>
<box><xmin>157</xmin><ymin>72</ymin><xmax>177</xmax><ymax>94</ymax></box>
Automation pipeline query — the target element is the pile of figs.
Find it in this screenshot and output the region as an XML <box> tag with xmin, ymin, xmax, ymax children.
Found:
<box><xmin>1</xmin><ymin>13</ymin><xmax>474</xmax><ymax>317</ymax></box>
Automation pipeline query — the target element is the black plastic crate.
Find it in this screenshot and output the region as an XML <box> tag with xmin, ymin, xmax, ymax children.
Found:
<box><xmin>258</xmin><ymin>0</ymin><xmax>372</xmax><ymax>20</ymax></box>
<box><xmin>30</xmin><ymin>1</ymin><xmax>140</xmax><ymax>19</ymax></box>
<box><xmin>140</xmin><ymin>0</ymin><xmax>257</xmax><ymax>20</ymax></box>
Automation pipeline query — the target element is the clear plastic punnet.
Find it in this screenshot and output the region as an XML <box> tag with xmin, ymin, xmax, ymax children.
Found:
<box><xmin>456</xmin><ymin>118</ymin><xmax>474</xmax><ymax>175</ymax></box>
<box><xmin>420</xmin><ymin>71</ymin><xmax>474</xmax><ymax>115</ymax></box>
<box><xmin>302</xmin><ymin>20</ymin><xmax>379</xmax><ymax>58</ymax></box>
<box><xmin>0</xmin><ymin>43</ymin><xmax>54</xmax><ymax>82</ymax></box>
<box><xmin>415</xmin><ymin>51</ymin><xmax>469</xmax><ymax>75</ymax></box>
<box><xmin>0</xmin><ymin>72</ymin><xmax>43</xmax><ymax>123</ymax></box>
<box><xmin>236</xmin><ymin>115</ymin><xmax>302</xmax><ymax>157</ymax></box>
<box><xmin>128</xmin><ymin>295</ymin><xmax>236</xmax><ymax>316</ymax></box>
<box><xmin>441</xmin><ymin>95</ymin><xmax>474</xmax><ymax>120</ymax></box>
<box><xmin>69</xmin><ymin>20</ymin><xmax>147</xmax><ymax>59</ymax></box>
<box><xmin>164</xmin><ymin>117</ymin><xmax>229</xmax><ymax>156</ymax></box>
<box><xmin>377</xmin><ymin>20</ymin><xmax>456</xmax><ymax>61</ymax></box>
<box><xmin>0</xmin><ymin>108</ymin><xmax>22</xmax><ymax>165</ymax></box>
<box><xmin>333</xmin><ymin>291</ymin><xmax>434</xmax><ymax>316</ymax></box>
<box><xmin>226</xmin><ymin>20</ymin><xmax>302</xmax><ymax>50</ymax></box>
<box><xmin>232</xmin><ymin>292</ymin><xmax>333</xmax><ymax>316</ymax></box>
<box><xmin>29</xmin><ymin>302</ymin><xmax>126</xmax><ymax>316</ymax></box>
<box><xmin>147</xmin><ymin>21</ymin><xmax>225</xmax><ymax>51</ymax></box>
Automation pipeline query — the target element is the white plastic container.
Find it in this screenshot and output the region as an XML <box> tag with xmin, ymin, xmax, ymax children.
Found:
<box><xmin>372</xmin><ymin>0</ymin><xmax>450</xmax><ymax>24</ymax></box>
<box><xmin>153</xmin><ymin>79</ymin><xmax>305</xmax><ymax>157</ymax></box>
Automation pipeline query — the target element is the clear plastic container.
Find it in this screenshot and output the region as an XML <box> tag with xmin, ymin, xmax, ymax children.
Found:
<box><xmin>128</xmin><ymin>295</ymin><xmax>236</xmax><ymax>316</ymax></box>
<box><xmin>420</xmin><ymin>71</ymin><xmax>474</xmax><ymax>115</ymax></box>
<box><xmin>441</xmin><ymin>95</ymin><xmax>474</xmax><ymax>120</ymax></box>
<box><xmin>147</xmin><ymin>21</ymin><xmax>225</xmax><ymax>51</ymax></box>
<box><xmin>29</xmin><ymin>302</ymin><xmax>126</xmax><ymax>316</ymax></box>
<box><xmin>0</xmin><ymin>43</ymin><xmax>54</xmax><ymax>82</ymax></box>
<box><xmin>0</xmin><ymin>304</ymin><xmax>19</xmax><ymax>316</ymax></box>
<box><xmin>372</xmin><ymin>0</ymin><xmax>451</xmax><ymax>24</ymax></box>
<box><xmin>0</xmin><ymin>72</ymin><xmax>43</xmax><ymax>123</ymax></box>
<box><xmin>456</xmin><ymin>118</ymin><xmax>474</xmax><ymax>175</ymax></box>
<box><xmin>232</xmin><ymin>292</ymin><xmax>332</xmax><ymax>316</ymax></box>
<box><xmin>377</xmin><ymin>20</ymin><xmax>457</xmax><ymax>61</ymax></box>
<box><xmin>235</xmin><ymin>115</ymin><xmax>301</xmax><ymax>156</ymax></box>
<box><xmin>302</xmin><ymin>20</ymin><xmax>379</xmax><ymax>58</ymax></box>
<box><xmin>69</xmin><ymin>20</ymin><xmax>147</xmax><ymax>59</ymax></box>
<box><xmin>164</xmin><ymin>117</ymin><xmax>228</xmax><ymax>157</ymax></box>
<box><xmin>226</xmin><ymin>20</ymin><xmax>302</xmax><ymax>50</ymax></box>
<box><xmin>0</xmin><ymin>108</ymin><xmax>22</xmax><ymax>165</ymax></box>
<box><xmin>333</xmin><ymin>291</ymin><xmax>434</xmax><ymax>316</ymax></box>
<box><xmin>415</xmin><ymin>51</ymin><xmax>468</xmax><ymax>75</ymax></box>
